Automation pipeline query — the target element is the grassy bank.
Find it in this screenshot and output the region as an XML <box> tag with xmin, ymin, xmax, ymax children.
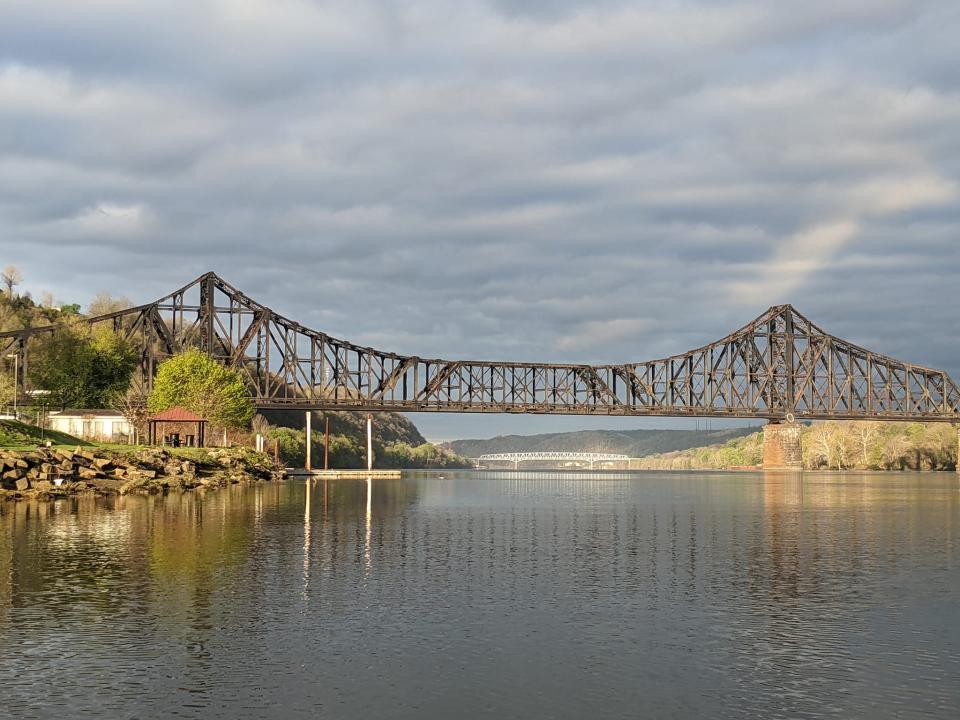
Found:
<box><xmin>0</xmin><ymin>419</ymin><xmax>93</xmax><ymax>449</ymax></box>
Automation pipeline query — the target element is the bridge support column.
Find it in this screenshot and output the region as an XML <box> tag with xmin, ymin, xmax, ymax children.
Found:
<box><xmin>305</xmin><ymin>411</ymin><xmax>312</xmax><ymax>471</ymax></box>
<box><xmin>762</xmin><ymin>421</ymin><xmax>803</xmax><ymax>471</ymax></box>
<box><xmin>366</xmin><ymin>414</ymin><xmax>373</xmax><ymax>472</ymax></box>
<box><xmin>956</xmin><ymin>424</ymin><xmax>959</xmax><ymax>474</ymax></box>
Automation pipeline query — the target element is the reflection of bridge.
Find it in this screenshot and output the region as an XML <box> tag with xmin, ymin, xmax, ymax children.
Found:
<box><xmin>1</xmin><ymin>271</ymin><xmax>958</xmax><ymax>470</ymax></box>
<box><xmin>476</xmin><ymin>452</ymin><xmax>631</xmax><ymax>469</ymax></box>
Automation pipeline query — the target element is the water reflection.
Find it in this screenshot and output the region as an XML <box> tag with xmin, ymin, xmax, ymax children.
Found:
<box><xmin>0</xmin><ymin>472</ymin><xmax>958</xmax><ymax>719</ymax></box>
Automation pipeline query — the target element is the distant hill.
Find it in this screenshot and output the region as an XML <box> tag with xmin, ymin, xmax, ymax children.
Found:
<box><xmin>447</xmin><ymin>426</ymin><xmax>759</xmax><ymax>458</ymax></box>
<box><xmin>260</xmin><ymin>409</ymin><xmax>426</xmax><ymax>447</ymax></box>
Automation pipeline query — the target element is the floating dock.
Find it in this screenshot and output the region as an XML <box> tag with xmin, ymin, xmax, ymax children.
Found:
<box><xmin>287</xmin><ymin>469</ymin><xmax>402</xmax><ymax>479</ymax></box>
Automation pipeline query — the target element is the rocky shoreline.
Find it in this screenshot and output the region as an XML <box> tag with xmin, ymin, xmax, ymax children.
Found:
<box><xmin>0</xmin><ymin>446</ymin><xmax>287</xmax><ymax>501</ymax></box>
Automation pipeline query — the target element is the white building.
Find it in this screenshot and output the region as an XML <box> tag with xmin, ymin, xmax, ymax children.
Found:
<box><xmin>48</xmin><ymin>410</ymin><xmax>134</xmax><ymax>443</ymax></box>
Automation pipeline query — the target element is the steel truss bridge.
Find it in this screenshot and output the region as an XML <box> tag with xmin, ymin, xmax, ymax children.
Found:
<box><xmin>477</xmin><ymin>452</ymin><xmax>631</xmax><ymax>469</ymax></box>
<box><xmin>1</xmin><ymin>271</ymin><xmax>958</xmax><ymax>422</ymax></box>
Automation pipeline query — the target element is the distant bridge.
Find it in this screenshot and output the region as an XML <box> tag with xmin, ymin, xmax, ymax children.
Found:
<box><xmin>2</xmin><ymin>271</ymin><xmax>958</xmax><ymax>423</ymax></box>
<box><xmin>476</xmin><ymin>452</ymin><xmax>631</xmax><ymax>469</ymax></box>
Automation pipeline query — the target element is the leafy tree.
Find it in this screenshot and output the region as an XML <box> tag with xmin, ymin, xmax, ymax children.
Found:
<box><xmin>0</xmin><ymin>366</ymin><xmax>14</xmax><ymax>409</ymax></box>
<box><xmin>89</xmin><ymin>327</ymin><xmax>139</xmax><ymax>401</ymax></box>
<box><xmin>28</xmin><ymin>322</ymin><xmax>137</xmax><ymax>409</ymax></box>
<box><xmin>328</xmin><ymin>434</ymin><xmax>365</xmax><ymax>467</ymax></box>
<box><xmin>148</xmin><ymin>348</ymin><xmax>254</xmax><ymax>429</ymax></box>
<box><xmin>267</xmin><ymin>427</ymin><xmax>306</xmax><ymax>466</ymax></box>
<box><xmin>265</xmin><ymin>428</ymin><xmax>366</xmax><ymax>468</ymax></box>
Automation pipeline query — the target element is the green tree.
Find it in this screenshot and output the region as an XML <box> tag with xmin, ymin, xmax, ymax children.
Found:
<box><xmin>0</xmin><ymin>365</ymin><xmax>14</xmax><ymax>409</ymax></box>
<box><xmin>267</xmin><ymin>426</ymin><xmax>306</xmax><ymax>466</ymax></box>
<box><xmin>28</xmin><ymin>322</ymin><xmax>137</xmax><ymax>409</ymax></box>
<box><xmin>327</xmin><ymin>434</ymin><xmax>364</xmax><ymax>467</ymax></box>
<box><xmin>148</xmin><ymin>348</ymin><xmax>254</xmax><ymax>429</ymax></box>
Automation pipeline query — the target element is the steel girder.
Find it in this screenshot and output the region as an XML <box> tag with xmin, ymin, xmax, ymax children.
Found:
<box><xmin>1</xmin><ymin>272</ymin><xmax>958</xmax><ymax>422</ymax></box>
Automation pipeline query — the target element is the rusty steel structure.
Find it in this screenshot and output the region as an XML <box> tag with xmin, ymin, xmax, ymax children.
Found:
<box><xmin>2</xmin><ymin>271</ymin><xmax>958</xmax><ymax>422</ymax></box>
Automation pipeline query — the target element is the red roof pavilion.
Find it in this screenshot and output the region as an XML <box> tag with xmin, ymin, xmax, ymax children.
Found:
<box><xmin>147</xmin><ymin>406</ymin><xmax>208</xmax><ymax>447</ymax></box>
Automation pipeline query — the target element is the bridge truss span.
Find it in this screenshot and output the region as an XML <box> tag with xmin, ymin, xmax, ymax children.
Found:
<box><xmin>1</xmin><ymin>271</ymin><xmax>958</xmax><ymax>422</ymax></box>
<box><xmin>478</xmin><ymin>452</ymin><xmax>631</xmax><ymax>463</ymax></box>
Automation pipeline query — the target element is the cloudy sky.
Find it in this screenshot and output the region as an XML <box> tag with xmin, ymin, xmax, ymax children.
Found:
<box><xmin>1</xmin><ymin>0</ymin><xmax>958</xmax><ymax>439</ymax></box>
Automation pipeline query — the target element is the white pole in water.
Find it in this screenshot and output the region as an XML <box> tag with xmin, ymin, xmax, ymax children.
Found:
<box><xmin>367</xmin><ymin>414</ymin><xmax>373</xmax><ymax>471</ymax></box>
<box><xmin>305</xmin><ymin>411</ymin><xmax>312</xmax><ymax>471</ymax></box>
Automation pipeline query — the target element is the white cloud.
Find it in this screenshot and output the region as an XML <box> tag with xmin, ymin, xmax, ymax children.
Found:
<box><xmin>1</xmin><ymin>0</ymin><xmax>959</xmax><ymax>436</ymax></box>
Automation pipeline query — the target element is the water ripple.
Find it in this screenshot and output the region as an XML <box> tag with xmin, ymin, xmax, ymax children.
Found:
<box><xmin>0</xmin><ymin>473</ymin><xmax>958</xmax><ymax>718</ymax></box>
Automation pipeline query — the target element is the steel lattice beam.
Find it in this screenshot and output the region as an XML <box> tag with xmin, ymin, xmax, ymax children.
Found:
<box><xmin>2</xmin><ymin>271</ymin><xmax>958</xmax><ymax>422</ymax></box>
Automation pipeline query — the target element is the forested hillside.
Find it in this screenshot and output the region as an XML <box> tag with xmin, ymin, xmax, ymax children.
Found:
<box><xmin>260</xmin><ymin>409</ymin><xmax>468</xmax><ymax>469</ymax></box>
<box><xmin>633</xmin><ymin>421</ymin><xmax>957</xmax><ymax>471</ymax></box>
<box><xmin>448</xmin><ymin>426</ymin><xmax>759</xmax><ymax>458</ymax></box>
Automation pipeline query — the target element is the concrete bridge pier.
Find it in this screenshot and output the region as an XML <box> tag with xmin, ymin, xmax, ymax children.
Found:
<box><xmin>762</xmin><ymin>421</ymin><xmax>803</xmax><ymax>471</ymax></box>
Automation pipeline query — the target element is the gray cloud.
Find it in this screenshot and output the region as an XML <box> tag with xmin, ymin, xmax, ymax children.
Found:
<box><xmin>1</xmin><ymin>0</ymin><xmax>958</xmax><ymax>439</ymax></box>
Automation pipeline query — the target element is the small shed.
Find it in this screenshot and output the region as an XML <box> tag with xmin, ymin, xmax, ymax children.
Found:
<box><xmin>148</xmin><ymin>407</ymin><xmax>207</xmax><ymax>448</ymax></box>
<box><xmin>48</xmin><ymin>409</ymin><xmax>134</xmax><ymax>443</ymax></box>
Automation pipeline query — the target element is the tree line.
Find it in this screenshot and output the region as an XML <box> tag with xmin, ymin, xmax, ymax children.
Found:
<box><xmin>633</xmin><ymin>421</ymin><xmax>958</xmax><ymax>471</ymax></box>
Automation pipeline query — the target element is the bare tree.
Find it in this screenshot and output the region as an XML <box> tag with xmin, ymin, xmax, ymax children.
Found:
<box><xmin>880</xmin><ymin>433</ymin><xmax>908</xmax><ymax>470</ymax></box>
<box><xmin>1</xmin><ymin>265</ymin><xmax>22</xmax><ymax>298</ymax></box>
<box><xmin>110</xmin><ymin>387</ymin><xmax>150</xmax><ymax>444</ymax></box>
<box><xmin>87</xmin><ymin>291</ymin><xmax>133</xmax><ymax>317</ymax></box>
<box><xmin>829</xmin><ymin>422</ymin><xmax>852</xmax><ymax>470</ymax></box>
<box><xmin>252</xmin><ymin>413</ymin><xmax>271</xmax><ymax>435</ymax></box>
<box><xmin>850</xmin><ymin>421</ymin><xmax>881</xmax><ymax>468</ymax></box>
<box><xmin>808</xmin><ymin>423</ymin><xmax>833</xmax><ymax>469</ymax></box>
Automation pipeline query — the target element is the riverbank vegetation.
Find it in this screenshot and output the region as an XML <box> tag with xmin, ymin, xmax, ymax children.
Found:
<box><xmin>2</xmin><ymin>268</ymin><xmax>471</xmax><ymax>469</ymax></box>
<box><xmin>265</xmin><ymin>425</ymin><xmax>471</xmax><ymax>470</ymax></box>
<box><xmin>633</xmin><ymin>421</ymin><xmax>958</xmax><ymax>471</ymax></box>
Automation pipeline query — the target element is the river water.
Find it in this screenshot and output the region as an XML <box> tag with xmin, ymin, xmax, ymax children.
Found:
<box><xmin>1</xmin><ymin>471</ymin><xmax>958</xmax><ymax>719</ymax></box>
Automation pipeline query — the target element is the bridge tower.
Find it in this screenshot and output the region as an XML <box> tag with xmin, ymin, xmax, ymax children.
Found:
<box><xmin>762</xmin><ymin>421</ymin><xmax>803</xmax><ymax>471</ymax></box>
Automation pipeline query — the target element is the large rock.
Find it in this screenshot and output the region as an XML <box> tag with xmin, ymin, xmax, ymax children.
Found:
<box><xmin>87</xmin><ymin>477</ymin><xmax>123</xmax><ymax>492</ymax></box>
<box><xmin>14</xmin><ymin>478</ymin><xmax>29</xmax><ymax>491</ymax></box>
